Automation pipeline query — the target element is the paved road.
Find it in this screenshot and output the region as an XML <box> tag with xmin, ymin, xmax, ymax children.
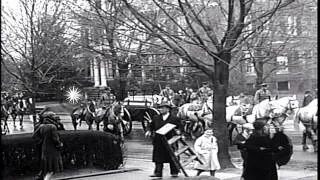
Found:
<box><xmin>3</xmin><ymin>114</ymin><xmax>317</xmax><ymax>180</ymax></box>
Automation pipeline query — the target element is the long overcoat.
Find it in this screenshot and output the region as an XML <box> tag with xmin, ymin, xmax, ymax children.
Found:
<box><xmin>193</xmin><ymin>135</ymin><xmax>220</xmax><ymax>171</ymax></box>
<box><xmin>33</xmin><ymin>121</ymin><xmax>63</xmax><ymax>174</ymax></box>
<box><xmin>243</xmin><ymin>132</ymin><xmax>278</xmax><ymax>180</ymax></box>
<box><xmin>148</xmin><ymin>114</ymin><xmax>182</xmax><ymax>163</ymax></box>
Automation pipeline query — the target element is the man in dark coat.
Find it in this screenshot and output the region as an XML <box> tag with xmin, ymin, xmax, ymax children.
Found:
<box><xmin>242</xmin><ymin>121</ymin><xmax>280</xmax><ymax>180</ymax></box>
<box><xmin>145</xmin><ymin>101</ymin><xmax>182</xmax><ymax>178</ymax></box>
<box><xmin>233</xmin><ymin>123</ymin><xmax>254</xmax><ymax>179</ymax></box>
<box><xmin>302</xmin><ymin>90</ymin><xmax>314</xmax><ymax>107</ymax></box>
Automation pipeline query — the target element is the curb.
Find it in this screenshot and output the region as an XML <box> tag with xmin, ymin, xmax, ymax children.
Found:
<box><xmin>54</xmin><ymin>168</ymin><xmax>141</xmax><ymax>180</ymax></box>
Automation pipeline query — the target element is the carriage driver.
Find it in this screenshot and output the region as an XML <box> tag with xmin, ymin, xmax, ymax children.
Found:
<box><xmin>254</xmin><ymin>83</ymin><xmax>271</xmax><ymax>105</ymax></box>
<box><xmin>197</xmin><ymin>81</ymin><xmax>212</xmax><ymax>103</ymax></box>
<box><xmin>160</xmin><ymin>85</ymin><xmax>175</xmax><ymax>102</ymax></box>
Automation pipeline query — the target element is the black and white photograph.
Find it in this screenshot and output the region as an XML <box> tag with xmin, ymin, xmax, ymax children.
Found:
<box><xmin>1</xmin><ymin>0</ymin><xmax>317</xmax><ymax>179</ymax></box>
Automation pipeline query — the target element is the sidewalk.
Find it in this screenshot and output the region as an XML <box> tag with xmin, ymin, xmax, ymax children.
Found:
<box><xmin>51</xmin><ymin>156</ymin><xmax>317</xmax><ymax>180</ymax></box>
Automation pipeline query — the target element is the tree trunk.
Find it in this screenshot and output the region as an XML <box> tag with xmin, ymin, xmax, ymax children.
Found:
<box><xmin>117</xmin><ymin>62</ymin><xmax>129</xmax><ymax>101</ymax></box>
<box><xmin>255</xmin><ymin>61</ymin><xmax>264</xmax><ymax>90</ymax></box>
<box><xmin>212</xmin><ymin>52</ymin><xmax>234</xmax><ymax>169</ymax></box>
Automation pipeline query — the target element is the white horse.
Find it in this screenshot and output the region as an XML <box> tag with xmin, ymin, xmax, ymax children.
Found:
<box><xmin>294</xmin><ymin>98</ymin><xmax>318</xmax><ymax>152</ymax></box>
<box><xmin>227</xmin><ymin>96</ymin><xmax>299</xmax><ymax>144</ymax></box>
<box><xmin>177</xmin><ymin>96</ymin><xmax>213</xmax><ymax>139</ymax></box>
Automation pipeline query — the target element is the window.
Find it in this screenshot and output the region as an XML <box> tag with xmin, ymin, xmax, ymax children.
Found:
<box><xmin>277</xmin><ymin>81</ymin><xmax>290</xmax><ymax>91</ymax></box>
<box><xmin>287</xmin><ymin>16</ymin><xmax>297</xmax><ymax>35</ymax></box>
<box><xmin>247</xmin><ymin>83</ymin><xmax>254</xmax><ymax>89</ymax></box>
<box><xmin>276</xmin><ymin>56</ymin><xmax>289</xmax><ymax>74</ymax></box>
<box><xmin>244</xmin><ymin>51</ymin><xmax>255</xmax><ymax>74</ymax></box>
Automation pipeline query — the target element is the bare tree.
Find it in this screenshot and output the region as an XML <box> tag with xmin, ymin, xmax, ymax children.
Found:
<box><xmin>120</xmin><ymin>0</ymin><xmax>295</xmax><ymax>168</ymax></box>
<box><xmin>1</xmin><ymin>0</ymin><xmax>79</xmax><ymax>121</ymax></box>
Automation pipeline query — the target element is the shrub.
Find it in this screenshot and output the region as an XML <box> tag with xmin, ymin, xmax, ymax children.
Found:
<box><xmin>1</xmin><ymin>130</ymin><xmax>123</xmax><ymax>178</ymax></box>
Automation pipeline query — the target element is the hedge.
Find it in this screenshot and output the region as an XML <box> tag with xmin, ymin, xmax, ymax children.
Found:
<box><xmin>1</xmin><ymin>130</ymin><xmax>123</xmax><ymax>178</ymax></box>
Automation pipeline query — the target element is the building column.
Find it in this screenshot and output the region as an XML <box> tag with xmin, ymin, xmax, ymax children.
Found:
<box><xmin>128</xmin><ymin>64</ymin><xmax>132</xmax><ymax>77</ymax></box>
<box><xmin>141</xmin><ymin>65</ymin><xmax>146</xmax><ymax>83</ymax></box>
<box><xmin>93</xmin><ymin>57</ymin><xmax>100</xmax><ymax>87</ymax></box>
<box><xmin>179</xmin><ymin>58</ymin><xmax>184</xmax><ymax>76</ymax></box>
<box><xmin>100</xmin><ymin>59</ymin><xmax>107</xmax><ymax>87</ymax></box>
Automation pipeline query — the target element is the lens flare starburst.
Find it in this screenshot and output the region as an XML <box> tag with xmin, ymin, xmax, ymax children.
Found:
<box><xmin>66</xmin><ymin>86</ymin><xmax>81</xmax><ymax>104</ymax></box>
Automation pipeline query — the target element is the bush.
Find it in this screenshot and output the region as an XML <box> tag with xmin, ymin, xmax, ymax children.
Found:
<box><xmin>1</xmin><ymin>130</ymin><xmax>123</xmax><ymax>178</ymax></box>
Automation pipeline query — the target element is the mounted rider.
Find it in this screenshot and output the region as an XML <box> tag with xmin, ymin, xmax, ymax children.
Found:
<box><xmin>254</xmin><ymin>83</ymin><xmax>271</xmax><ymax>105</ymax></box>
<box><xmin>197</xmin><ymin>81</ymin><xmax>212</xmax><ymax>103</ymax></box>
<box><xmin>159</xmin><ymin>85</ymin><xmax>175</xmax><ymax>104</ymax></box>
<box><xmin>100</xmin><ymin>87</ymin><xmax>115</xmax><ymax>107</ymax></box>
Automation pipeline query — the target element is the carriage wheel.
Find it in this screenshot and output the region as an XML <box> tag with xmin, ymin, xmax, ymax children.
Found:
<box><xmin>142</xmin><ymin>108</ymin><xmax>160</xmax><ymax>132</ymax></box>
<box><xmin>121</xmin><ymin>108</ymin><xmax>132</xmax><ymax>136</ymax></box>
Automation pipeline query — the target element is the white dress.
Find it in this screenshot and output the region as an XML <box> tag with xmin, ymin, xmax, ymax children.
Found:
<box><xmin>194</xmin><ymin>135</ymin><xmax>221</xmax><ymax>171</ymax></box>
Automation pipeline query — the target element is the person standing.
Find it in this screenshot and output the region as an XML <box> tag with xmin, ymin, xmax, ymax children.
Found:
<box><xmin>33</xmin><ymin>111</ymin><xmax>64</xmax><ymax>180</ymax></box>
<box><xmin>242</xmin><ymin>121</ymin><xmax>282</xmax><ymax>180</ymax></box>
<box><xmin>233</xmin><ymin>123</ymin><xmax>254</xmax><ymax>180</ymax></box>
<box><xmin>254</xmin><ymin>83</ymin><xmax>272</xmax><ymax>105</ymax></box>
<box><xmin>193</xmin><ymin>129</ymin><xmax>220</xmax><ymax>177</ymax></box>
<box><xmin>302</xmin><ymin>90</ymin><xmax>314</xmax><ymax>107</ymax></box>
<box><xmin>145</xmin><ymin>101</ymin><xmax>182</xmax><ymax>178</ymax></box>
<box><xmin>197</xmin><ymin>82</ymin><xmax>212</xmax><ymax>103</ymax></box>
<box><xmin>160</xmin><ymin>85</ymin><xmax>175</xmax><ymax>102</ymax></box>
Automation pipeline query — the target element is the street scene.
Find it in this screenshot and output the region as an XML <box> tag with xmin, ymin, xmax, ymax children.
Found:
<box><xmin>1</xmin><ymin>0</ymin><xmax>317</xmax><ymax>180</ymax></box>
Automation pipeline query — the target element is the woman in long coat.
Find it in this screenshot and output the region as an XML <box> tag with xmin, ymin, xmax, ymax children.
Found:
<box><xmin>33</xmin><ymin>112</ymin><xmax>63</xmax><ymax>180</ymax></box>
<box><xmin>194</xmin><ymin>129</ymin><xmax>220</xmax><ymax>176</ymax></box>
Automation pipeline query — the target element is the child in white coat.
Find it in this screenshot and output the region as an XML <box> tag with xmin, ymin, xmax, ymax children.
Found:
<box><xmin>194</xmin><ymin>129</ymin><xmax>220</xmax><ymax>176</ymax></box>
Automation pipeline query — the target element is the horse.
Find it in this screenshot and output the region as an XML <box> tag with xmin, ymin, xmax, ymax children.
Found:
<box><xmin>294</xmin><ymin>98</ymin><xmax>318</xmax><ymax>152</ymax></box>
<box><xmin>71</xmin><ymin>102</ymin><xmax>96</xmax><ymax>130</ymax></box>
<box><xmin>10</xmin><ymin>98</ymin><xmax>28</xmax><ymax>129</ymax></box>
<box><xmin>227</xmin><ymin>96</ymin><xmax>299</xmax><ymax>144</ymax></box>
<box><xmin>176</xmin><ymin>96</ymin><xmax>213</xmax><ymax>139</ymax></box>
<box><xmin>102</xmin><ymin>101</ymin><xmax>132</xmax><ymax>141</ymax></box>
<box><xmin>1</xmin><ymin>104</ymin><xmax>10</xmax><ymax>134</ymax></box>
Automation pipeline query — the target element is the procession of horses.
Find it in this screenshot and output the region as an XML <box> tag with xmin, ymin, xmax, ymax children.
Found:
<box><xmin>1</xmin><ymin>89</ymin><xmax>318</xmax><ymax>152</ymax></box>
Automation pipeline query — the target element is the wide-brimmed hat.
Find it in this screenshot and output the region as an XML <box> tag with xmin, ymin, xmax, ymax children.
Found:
<box><xmin>260</xmin><ymin>83</ymin><xmax>268</xmax><ymax>87</ymax></box>
<box><xmin>157</xmin><ymin>101</ymin><xmax>172</xmax><ymax>109</ymax></box>
<box><xmin>253</xmin><ymin>121</ymin><xmax>266</xmax><ymax>130</ymax></box>
<box><xmin>202</xmin><ymin>81</ymin><xmax>208</xmax><ymax>85</ymax></box>
<box><xmin>204</xmin><ymin>129</ymin><xmax>213</xmax><ymax>135</ymax></box>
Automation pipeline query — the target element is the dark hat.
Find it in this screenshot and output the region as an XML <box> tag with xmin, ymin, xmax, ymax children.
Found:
<box><xmin>253</xmin><ymin>121</ymin><xmax>266</xmax><ymax>130</ymax></box>
<box><xmin>260</xmin><ymin>83</ymin><xmax>268</xmax><ymax>87</ymax></box>
<box><xmin>42</xmin><ymin>111</ymin><xmax>59</xmax><ymax>122</ymax></box>
<box><xmin>157</xmin><ymin>101</ymin><xmax>172</xmax><ymax>109</ymax></box>
<box><xmin>202</xmin><ymin>81</ymin><xmax>208</xmax><ymax>85</ymax></box>
<box><xmin>305</xmin><ymin>90</ymin><xmax>311</xmax><ymax>94</ymax></box>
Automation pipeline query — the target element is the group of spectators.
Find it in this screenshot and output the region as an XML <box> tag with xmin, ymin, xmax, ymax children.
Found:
<box><xmin>159</xmin><ymin>81</ymin><xmax>213</xmax><ymax>107</ymax></box>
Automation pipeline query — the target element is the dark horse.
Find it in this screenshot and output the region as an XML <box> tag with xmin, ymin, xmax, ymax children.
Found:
<box><xmin>71</xmin><ymin>102</ymin><xmax>96</xmax><ymax>130</ymax></box>
<box><xmin>10</xmin><ymin>98</ymin><xmax>28</xmax><ymax>129</ymax></box>
<box><xmin>1</xmin><ymin>104</ymin><xmax>10</xmax><ymax>134</ymax></box>
<box><xmin>98</xmin><ymin>101</ymin><xmax>132</xmax><ymax>141</ymax></box>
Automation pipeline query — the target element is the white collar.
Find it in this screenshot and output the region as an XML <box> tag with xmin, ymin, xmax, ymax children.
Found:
<box><xmin>162</xmin><ymin>113</ymin><xmax>170</xmax><ymax>121</ymax></box>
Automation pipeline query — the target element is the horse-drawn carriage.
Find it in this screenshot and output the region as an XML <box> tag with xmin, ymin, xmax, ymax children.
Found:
<box><xmin>123</xmin><ymin>94</ymin><xmax>162</xmax><ymax>132</ymax></box>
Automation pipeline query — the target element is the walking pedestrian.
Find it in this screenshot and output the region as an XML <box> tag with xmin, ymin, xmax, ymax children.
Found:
<box><xmin>194</xmin><ymin>129</ymin><xmax>220</xmax><ymax>177</ymax></box>
<box><xmin>145</xmin><ymin>101</ymin><xmax>182</xmax><ymax>178</ymax></box>
<box><xmin>242</xmin><ymin>120</ymin><xmax>283</xmax><ymax>180</ymax></box>
<box><xmin>33</xmin><ymin>111</ymin><xmax>64</xmax><ymax>180</ymax></box>
<box><xmin>233</xmin><ymin>123</ymin><xmax>254</xmax><ymax>180</ymax></box>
